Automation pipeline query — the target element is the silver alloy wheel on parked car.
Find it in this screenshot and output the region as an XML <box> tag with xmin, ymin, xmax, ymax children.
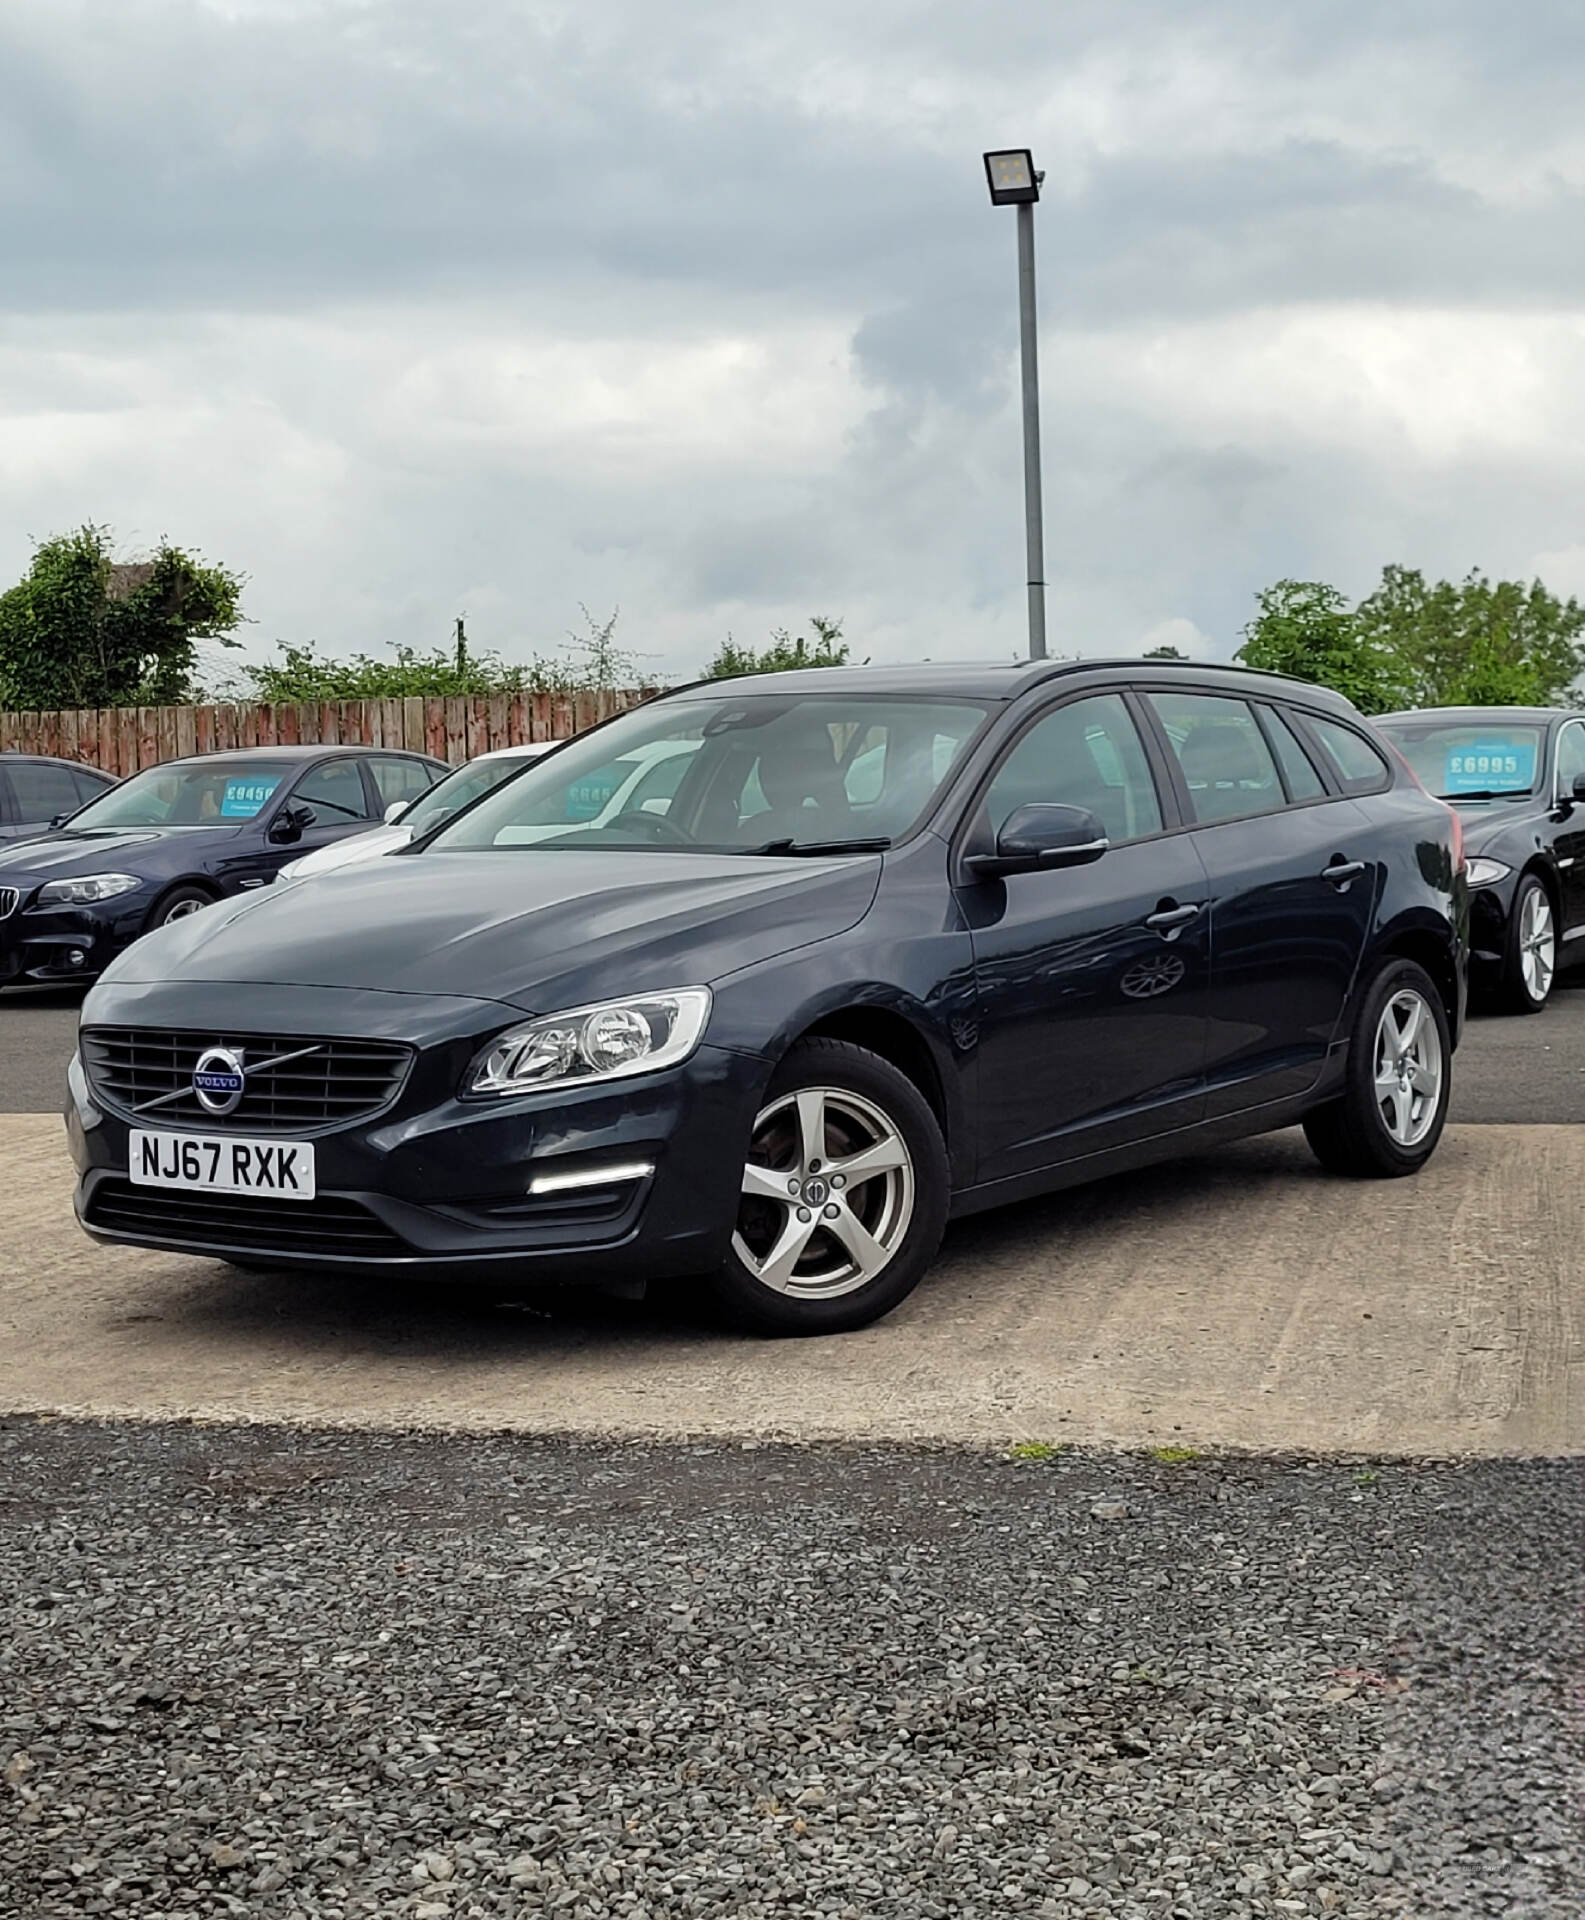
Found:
<box><xmin>1518</xmin><ymin>882</ymin><xmax>1556</xmax><ymax>1004</ymax></box>
<box><xmin>1373</xmin><ymin>987</ymin><xmax>1444</xmax><ymax>1148</ymax></box>
<box><xmin>733</xmin><ymin>1085</ymin><xmax>916</xmax><ymax>1298</ymax></box>
<box><xmin>160</xmin><ymin>897</ymin><xmax>207</xmax><ymax>923</ymax></box>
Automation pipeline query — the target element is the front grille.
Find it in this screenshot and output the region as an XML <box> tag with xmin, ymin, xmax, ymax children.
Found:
<box><xmin>0</xmin><ymin>887</ymin><xmax>18</xmax><ymax>920</ymax></box>
<box><xmin>81</xmin><ymin>1028</ymin><xmax>414</xmax><ymax>1134</ymax></box>
<box><xmin>86</xmin><ymin>1181</ymin><xmax>405</xmax><ymax>1257</ymax></box>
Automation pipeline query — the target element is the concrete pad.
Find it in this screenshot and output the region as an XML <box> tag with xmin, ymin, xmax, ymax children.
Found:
<box><xmin>1</xmin><ymin>1113</ymin><xmax>1580</xmax><ymax>1456</ymax></box>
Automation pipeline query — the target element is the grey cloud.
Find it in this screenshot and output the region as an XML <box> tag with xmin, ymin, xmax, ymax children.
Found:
<box><xmin>5</xmin><ymin>0</ymin><xmax>1585</xmax><ymax>681</ymax></box>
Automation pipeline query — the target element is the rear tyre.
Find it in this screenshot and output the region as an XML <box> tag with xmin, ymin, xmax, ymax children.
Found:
<box><xmin>1302</xmin><ymin>958</ymin><xmax>1451</xmax><ymax>1178</ymax></box>
<box><xmin>709</xmin><ymin>1037</ymin><xmax>949</xmax><ymax>1335</ymax></box>
<box><xmin>1498</xmin><ymin>873</ymin><xmax>1555</xmax><ymax>1015</ymax></box>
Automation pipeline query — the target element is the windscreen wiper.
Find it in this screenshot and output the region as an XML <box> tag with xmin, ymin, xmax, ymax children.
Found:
<box><xmin>753</xmin><ymin>836</ymin><xmax>893</xmax><ymax>856</ymax></box>
<box><xmin>1440</xmin><ymin>788</ymin><xmax>1532</xmax><ymax>800</ymax></box>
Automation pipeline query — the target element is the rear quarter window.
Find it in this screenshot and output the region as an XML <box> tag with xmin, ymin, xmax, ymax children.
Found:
<box><xmin>1303</xmin><ymin>715</ymin><xmax>1392</xmax><ymax>796</ymax></box>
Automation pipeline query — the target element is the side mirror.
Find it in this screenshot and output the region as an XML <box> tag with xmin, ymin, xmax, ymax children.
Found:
<box><xmin>967</xmin><ymin>803</ymin><xmax>1109</xmax><ymax>879</ymax></box>
<box><xmin>1571</xmin><ymin>773</ymin><xmax>1585</xmax><ymax>802</ymax></box>
<box><xmin>49</xmin><ymin>813</ymin><xmax>68</xmax><ymax>830</ymax></box>
<box><xmin>267</xmin><ymin>803</ymin><xmax>318</xmax><ymax>845</ymax></box>
<box><xmin>383</xmin><ymin>800</ymin><xmax>410</xmax><ymax>824</ymax></box>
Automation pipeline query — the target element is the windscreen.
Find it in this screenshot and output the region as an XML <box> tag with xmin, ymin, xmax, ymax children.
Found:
<box><xmin>403</xmin><ymin>754</ymin><xmax>538</xmax><ymax>835</ymax></box>
<box><xmin>428</xmin><ymin>693</ymin><xmax>991</xmax><ymax>855</ymax></box>
<box><xmin>1376</xmin><ymin>721</ymin><xmax>1544</xmax><ymax>799</ymax></box>
<box><xmin>63</xmin><ymin>760</ymin><xmax>297</xmax><ymax>828</ymax></box>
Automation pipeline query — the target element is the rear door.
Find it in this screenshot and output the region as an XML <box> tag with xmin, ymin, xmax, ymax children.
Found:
<box><xmin>961</xmin><ymin>690</ymin><xmax>1212</xmax><ymax>1184</ymax></box>
<box><xmin>1143</xmin><ymin>691</ymin><xmax>1378</xmax><ymax>1117</ymax></box>
<box><xmin>366</xmin><ymin>754</ymin><xmax>444</xmax><ymax>820</ymax></box>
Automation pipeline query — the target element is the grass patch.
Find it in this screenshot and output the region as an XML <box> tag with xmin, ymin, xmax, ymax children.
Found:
<box><xmin>1007</xmin><ymin>1440</ymin><xmax>1066</xmax><ymax>1462</ymax></box>
<box><xmin>1149</xmin><ymin>1445</ymin><xmax>1202</xmax><ymax>1466</ymax></box>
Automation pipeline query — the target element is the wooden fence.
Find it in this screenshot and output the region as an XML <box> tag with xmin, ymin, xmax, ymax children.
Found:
<box><xmin>0</xmin><ymin>689</ymin><xmax>659</xmax><ymax>778</ymax></box>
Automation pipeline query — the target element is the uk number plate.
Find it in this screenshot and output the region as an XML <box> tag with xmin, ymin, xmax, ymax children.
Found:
<box><xmin>130</xmin><ymin>1130</ymin><xmax>317</xmax><ymax>1201</ymax></box>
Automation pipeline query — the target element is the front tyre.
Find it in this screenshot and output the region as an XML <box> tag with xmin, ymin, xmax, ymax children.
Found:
<box><xmin>1499</xmin><ymin>873</ymin><xmax>1555</xmax><ymax>1014</ymax></box>
<box><xmin>1302</xmin><ymin>959</ymin><xmax>1451</xmax><ymax>1178</ymax></box>
<box><xmin>149</xmin><ymin>884</ymin><xmax>214</xmax><ymax>929</ymax></box>
<box><xmin>710</xmin><ymin>1037</ymin><xmax>949</xmax><ymax>1335</ymax></box>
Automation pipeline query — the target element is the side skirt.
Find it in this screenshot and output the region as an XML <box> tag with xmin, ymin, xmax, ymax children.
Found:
<box><xmin>946</xmin><ymin>1076</ymin><xmax>1344</xmax><ymax>1223</ymax></box>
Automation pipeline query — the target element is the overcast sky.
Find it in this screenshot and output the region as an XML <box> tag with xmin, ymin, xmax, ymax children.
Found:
<box><xmin>4</xmin><ymin>0</ymin><xmax>1585</xmax><ymax>683</ymax></box>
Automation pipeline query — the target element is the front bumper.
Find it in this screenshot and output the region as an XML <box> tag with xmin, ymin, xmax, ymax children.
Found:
<box><xmin>0</xmin><ymin>897</ymin><xmax>149</xmax><ymax>984</ymax></box>
<box><xmin>1467</xmin><ymin>881</ymin><xmax>1515</xmax><ymax>973</ymax></box>
<box><xmin>67</xmin><ymin>985</ymin><xmax>764</xmax><ymax>1282</ymax></box>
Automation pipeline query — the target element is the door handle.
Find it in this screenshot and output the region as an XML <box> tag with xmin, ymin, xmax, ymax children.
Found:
<box><xmin>1144</xmin><ymin>901</ymin><xmax>1202</xmax><ymax>934</ymax></box>
<box><xmin>1321</xmin><ymin>857</ymin><xmax>1366</xmax><ymax>886</ymax></box>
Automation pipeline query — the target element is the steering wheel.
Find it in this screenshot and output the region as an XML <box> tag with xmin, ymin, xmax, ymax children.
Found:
<box><xmin>603</xmin><ymin>809</ymin><xmax>695</xmax><ymax>846</ymax></box>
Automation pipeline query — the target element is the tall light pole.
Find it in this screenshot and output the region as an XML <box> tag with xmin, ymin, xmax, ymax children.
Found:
<box><xmin>984</xmin><ymin>148</ymin><xmax>1047</xmax><ymax>660</ymax></box>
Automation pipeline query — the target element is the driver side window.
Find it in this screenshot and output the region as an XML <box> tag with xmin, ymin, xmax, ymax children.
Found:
<box><xmin>292</xmin><ymin>759</ymin><xmax>371</xmax><ymax>822</ymax></box>
<box><xmin>984</xmin><ymin>694</ymin><xmax>1163</xmax><ymax>846</ymax></box>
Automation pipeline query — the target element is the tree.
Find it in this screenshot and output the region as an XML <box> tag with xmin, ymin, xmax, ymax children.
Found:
<box><xmin>1142</xmin><ymin>644</ymin><xmax>1186</xmax><ymax>660</ymax></box>
<box><xmin>1354</xmin><ymin>566</ymin><xmax>1585</xmax><ymax>709</ymax></box>
<box><xmin>233</xmin><ymin>639</ymin><xmax>545</xmax><ymax>702</ymax></box>
<box><xmin>0</xmin><ymin>524</ymin><xmax>244</xmax><ymax>710</ymax></box>
<box><xmin>702</xmin><ymin>616</ymin><xmax>848</xmax><ymax>679</ymax></box>
<box><xmin>1236</xmin><ymin>579</ymin><xmax>1407</xmax><ymax>714</ymax></box>
<box><xmin>561</xmin><ymin>605</ymin><xmax>650</xmax><ymax>691</ymax></box>
<box><xmin>1238</xmin><ymin>567</ymin><xmax>1585</xmax><ymax>713</ymax></box>
<box><xmin>231</xmin><ymin>607</ymin><xmax>649</xmax><ymax>701</ymax></box>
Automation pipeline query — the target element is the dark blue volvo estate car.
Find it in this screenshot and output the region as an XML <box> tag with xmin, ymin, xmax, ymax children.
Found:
<box><xmin>67</xmin><ymin>662</ymin><xmax>1467</xmax><ymax>1334</ymax></box>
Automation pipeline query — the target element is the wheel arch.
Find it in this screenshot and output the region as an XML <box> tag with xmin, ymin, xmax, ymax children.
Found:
<box><xmin>1517</xmin><ymin>855</ymin><xmax>1560</xmax><ymax>923</ymax></box>
<box><xmin>145</xmin><ymin>875</ymin><xmax>223</xmax><ymax>923</ymax></box>
<box><xmin>768</xmin><ymin>996</ymin><xmax>977</xmax><ymax>1187</ymax></box>
<box><xmin>1373</xmin><ymin>921</ymin><xmax>1463</xmax><ymax>1047</ymax></box>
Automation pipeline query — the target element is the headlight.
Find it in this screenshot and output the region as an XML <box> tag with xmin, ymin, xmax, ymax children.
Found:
<box><xmin>1465</xmin><ymin>857</ymin><xmax>1511</xmax><ymax>887</ymax></box>
<box><xmin>465</xmin><ymin>987</ymin><xmax>712</xmax><ymax>1098</ymax></box>
<box><xmin>35</xmin><ymin>873</ymin><xmax>143</xmax><ymax>907</ymax></box>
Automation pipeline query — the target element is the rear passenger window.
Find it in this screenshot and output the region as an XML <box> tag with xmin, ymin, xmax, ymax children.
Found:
<box><xmin>1263</xmin><ymin>708</ymin><xmax>1327</xmax><ymax>802</ymax></box>
<box><xmin>1147</xmin><ymin>693</ymin><xmax>1283</xmax><ymax>824</ymax></box>
<box><xmin>1305</xmin><ymin>716</ymin><xmax>1391</xmax><ymax>795</ymax></box>
<box><xmin>984</xmin><ymin>694</ymin><xmax>1163</xmax><ymax>845</ymax></box>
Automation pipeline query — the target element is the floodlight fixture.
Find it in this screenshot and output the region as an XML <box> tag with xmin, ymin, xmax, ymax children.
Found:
<box><xmin>983</xmin><ymin>148</ymin><xmax>1040</xmax><ymax>206</ymax></box>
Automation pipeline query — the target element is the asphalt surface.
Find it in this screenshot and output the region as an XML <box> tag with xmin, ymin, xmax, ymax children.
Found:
<box><xmin>2</xmin><ymin>1418</ymin><xmax>1580</xmax><ymax>1919</ymax></box>
<box><xmin>5</xmin><ymin>976</ymin><xmax>1585</xmax><ymax>1121</ymax></box>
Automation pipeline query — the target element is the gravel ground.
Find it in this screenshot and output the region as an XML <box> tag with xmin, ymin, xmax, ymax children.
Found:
<box><xmin>0</xmin><ymin>1419</ymin><xmax>1578</xmax><ymax>1920</ymax></box>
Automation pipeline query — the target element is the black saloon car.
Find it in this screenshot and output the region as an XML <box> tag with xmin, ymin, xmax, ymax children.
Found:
<box><xmin>0</xmin><ymin>753</ymin><xmax>115</xmax><ymax>841</ymax></box>
<box><xmin>68</xmin><ymin>661</ymin><xmax>1467</xmax><ymax>1334</ymax></box>
<box><xmin>1375</xmin><ymin>706</ymin><xmax>1583</xmax><ymax>1013</ymax></box>
<box><xmin>2</xmin><ymin>745</ymin><xmax>445</xmax><ymax>987</ymax></box>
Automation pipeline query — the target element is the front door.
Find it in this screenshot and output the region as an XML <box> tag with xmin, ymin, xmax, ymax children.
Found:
<box><xmin>961</xmin><ymin>691</ymin><xmax>1211</xmax><ymax>1186</ymax></box>
<box><xmin>1550</xmin><ymin>721</ymin><xmax>1585</xmax><ymax>941</ymax></box>
<box><xmin>1145</xmin><ymin>691</ymin><xmax>1377</xmax><ymax>1116</ymax></box>
<box><xmin>228</xmin><ymin>758</ymin><xmax>381</xmax><ymax>888</ymax></box>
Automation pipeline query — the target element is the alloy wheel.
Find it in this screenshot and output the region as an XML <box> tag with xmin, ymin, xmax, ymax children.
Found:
<box><xmin>1519</xmin><ymin>884</ymin><xmax>1555</xmax><ymax>1004</ymax></box>
<box><xmin>1372</xmin><ymin>988</ymin><xmax>1443</xmax><ymax>1148</ymax></box>
<box><xmin>733</xmin><ymin>1085</ymin><xmax>916</xmax><ymax>1299</ymax></box>
<box><xmin>161</xmin><ymin>897</ymin><xmax>207</xmax><ymax>924</ymax></box>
